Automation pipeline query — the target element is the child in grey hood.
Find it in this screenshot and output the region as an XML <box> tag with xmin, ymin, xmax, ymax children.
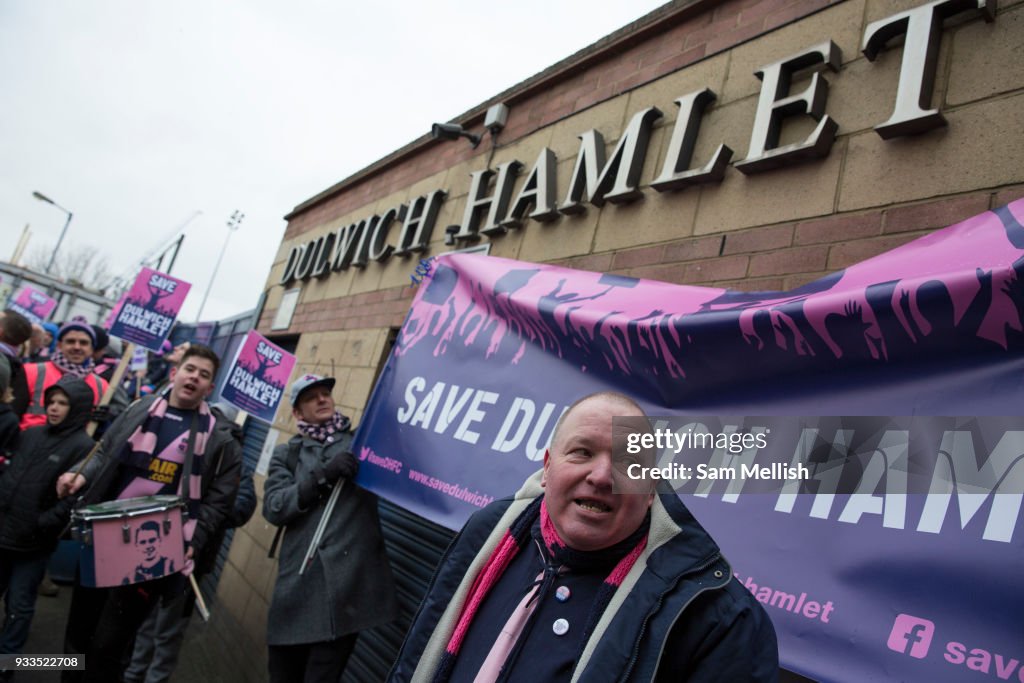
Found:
<box><xmin>0</xmin><ymin>376</ymin><xmax>95</xmax><ymax>667</ymax></box>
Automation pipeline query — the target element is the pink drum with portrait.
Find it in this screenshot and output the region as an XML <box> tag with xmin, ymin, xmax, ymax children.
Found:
<box><xmin>71</xmin><ymin>495</ymin><xmax>186</xmax><ymax>588</ymax></box>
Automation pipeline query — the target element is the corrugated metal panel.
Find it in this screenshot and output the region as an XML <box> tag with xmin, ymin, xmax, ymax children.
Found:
<box><xmin>343</xmin><ymin>498</ymin><xmax>456</xmax><ymax>681</ymax></box>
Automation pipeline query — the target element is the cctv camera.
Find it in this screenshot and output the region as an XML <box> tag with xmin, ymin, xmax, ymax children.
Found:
<box><xmin>431</xmin><ymin>123</ymin><xmax>464</xmax><ymax>141</ymax></box>
<box><xmin>430</xmin><ymin>122</ymin><xmax>482</xmax><ymax>148</ymax></box>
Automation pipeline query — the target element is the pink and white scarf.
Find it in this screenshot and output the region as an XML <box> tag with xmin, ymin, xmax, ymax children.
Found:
<box><xmin>116</xmin><ymin>396</ymin><xmax>212</xmax><ymax>550</ymax></box>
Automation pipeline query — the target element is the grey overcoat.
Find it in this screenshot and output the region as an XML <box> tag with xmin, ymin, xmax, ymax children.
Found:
<box><xmin>263</xmin><ymin>432</ymin><xmax>397</xmax><ymax>645</ymax></box>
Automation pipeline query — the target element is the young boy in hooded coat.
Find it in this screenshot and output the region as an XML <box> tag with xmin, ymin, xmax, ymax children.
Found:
<box><xmin>0</xmin><ymin>356</ymin><xmax>19</xmax><ymax>463</ymax></box>
<box><xmin>0</xmin><ymin>376</ymin><xmax>95</xmax><ymax>666</ymax></box>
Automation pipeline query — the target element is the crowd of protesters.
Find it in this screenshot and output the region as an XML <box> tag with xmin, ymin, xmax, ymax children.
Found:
<box><xmin>0</xmin><ymin>309</ymin><xmax>255</xmax><ymax>683</ymax></box>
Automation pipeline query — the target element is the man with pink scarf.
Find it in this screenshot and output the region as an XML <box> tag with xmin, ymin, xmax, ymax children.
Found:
<box><xmin>389</xmin><ymin>391</ymin><xmax>778</xmax><ymax>682</ymax></box>
<box><xmin>55</xmin><ymin>344</ymin><xmax>241</xmax><ymax>683</ymax></box>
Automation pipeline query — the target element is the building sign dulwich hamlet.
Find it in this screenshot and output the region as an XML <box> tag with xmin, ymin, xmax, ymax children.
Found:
<box><xmin>281</xmin><ymin>0</ymin><xmax>994</xmax><ymax>285</ymax></box>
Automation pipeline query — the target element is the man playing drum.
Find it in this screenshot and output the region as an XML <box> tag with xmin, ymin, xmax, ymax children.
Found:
<box><xmin>55</xmin><ymin>344</ymin><xmax>242</xmax><ymax>683</ymax></box>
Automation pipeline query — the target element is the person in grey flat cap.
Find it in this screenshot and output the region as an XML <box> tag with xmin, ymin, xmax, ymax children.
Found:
<box><xmin>262</xmin><ymin>373</ymin><xmax>397</xmax><ymax>683</ymax></box>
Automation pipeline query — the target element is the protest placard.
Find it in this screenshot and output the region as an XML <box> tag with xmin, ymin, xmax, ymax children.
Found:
<box><xmin>8</xmin><ymin>285</ymin><xmax>57</xmax><ymax>324</ymax></box>
<box><xmin>108</xmin><ymin>268</ymin><xmax>190</xmax><ymax>351</ymax></box>
<box><xmin>220</xmin><ymin>331</ymin><xmax>296</xmax><ymax>423</ymax></box>
<box><xmin>129</xmin><ymin>345</ymin><xmax>149</xmax><ymax>372</ymax></box>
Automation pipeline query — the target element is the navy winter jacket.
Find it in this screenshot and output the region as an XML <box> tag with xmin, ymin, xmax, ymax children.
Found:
<box><xmin>389</xmin><ymin>470</ymin><xmax>779</xmax><ymax>682</ymax></box>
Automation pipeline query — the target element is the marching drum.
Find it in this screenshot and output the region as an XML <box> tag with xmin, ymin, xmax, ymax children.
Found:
<box><xmin>71</xmin><ymin>495</ymin><xmax>186</xmax><ymax>588</ymax></box>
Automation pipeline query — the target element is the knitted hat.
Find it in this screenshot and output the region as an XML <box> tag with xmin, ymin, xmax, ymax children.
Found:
<box><xmin>91</xmin><ymin>325</ymin><xmax>110</xmax><ymax>351</ymax></box>
<box><xmin>58</xmin><ymin>316</ymin><xmax>97</xmax><ymax>345</ymax></box>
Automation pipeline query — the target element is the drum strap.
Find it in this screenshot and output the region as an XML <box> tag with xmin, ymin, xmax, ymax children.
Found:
<box><xmin>178</xmin><ymin>412</ymin><xmax>200</xmax><ymax>512</ymax></box>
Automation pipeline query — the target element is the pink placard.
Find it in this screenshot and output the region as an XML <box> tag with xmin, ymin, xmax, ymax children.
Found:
<box><xmin>9</xmin><ymin>285</ymin><xmax>57</xmax><ymax>323</ymax></box>
<box><xmin>109</xmin><ymin>268</ymin><xmax>191</xmax><ymax>351</ymax></box>
<box><xmin>220</xmin><ymin>331</ymin><xmax>297</xmax><ymax>422</ymax></box>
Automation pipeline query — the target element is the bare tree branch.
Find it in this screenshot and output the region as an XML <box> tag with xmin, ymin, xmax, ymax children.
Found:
<box><xmin>25</xmin><ymin>242</ymin><xmax>112</xmax><ymax>291</ymax></box>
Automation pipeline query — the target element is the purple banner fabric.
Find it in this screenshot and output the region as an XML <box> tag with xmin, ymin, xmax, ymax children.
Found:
<box><xmin>109</xmin><ymin>268</ymin><xmax>190</xmax><ymax>351</ymax></box>
<box><xmin>220</xmin><ymin>331</ymin><xmax>296</xmax><ymax>423</ymax></box>
<box><xmin>8</xmin><ymin>285</ymin><xmax>57</xmax><ymax>324</ymax></box>
<box><xmin>353</xmin><ymin>201</ymin><xmax>1024</xmax><ymax>682</ymax></box>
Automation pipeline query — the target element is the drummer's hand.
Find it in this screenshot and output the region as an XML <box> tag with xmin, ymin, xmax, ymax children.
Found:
<box><xmin>182</xmin><ymin>547</ymin><xmax>195</xmax><ymax>577</ymax></box>
<box><xmin>57</xmin><ymin>473</ymin><xmax>86</xmax><ymax>498</ymax></box>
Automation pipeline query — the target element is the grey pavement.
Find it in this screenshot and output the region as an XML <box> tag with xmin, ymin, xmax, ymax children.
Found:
<box><xmin>19</xmin><ymin>580</ymin><xmax>253</xmax><ymax>683</ymax></box>
<box><xmin>21</xmin><ymin>581</ymin><xmax>814</xmax><ymax>683</ymax></box>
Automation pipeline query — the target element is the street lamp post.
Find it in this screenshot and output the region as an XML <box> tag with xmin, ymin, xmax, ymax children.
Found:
<box><xmin>196</xmin><ymin>210</ymin><xmax>244</xmax><ymax>322</ymax></box>
<box><xmin>32</xmin><ymin>191</ymin><xmax>74</xmax><ymax>276</ymax></box>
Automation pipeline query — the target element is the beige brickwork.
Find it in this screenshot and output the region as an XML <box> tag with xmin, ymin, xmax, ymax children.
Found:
<box><xmin>594</xmin><ymin>184</ymin><xmax>700</xmax><ymax>252</ymax></box>
<box><xmin>720</xmin><ymin>0</ymin><xmax>865</xmax><ymax>103</ymax></box>
<box><xmin>697</xmin><ymin>137</ymin><xmax>845</xmax><ymax>233</ymax></box>
<box><xmin>838</xmin><ymin>91</ymin><xmax>1024</xmax><ymax>210</ymax></box>
<box><xmin>947</xmin><ymin>4</ymin><xmax>1024</xmax><ymax>106</ymax></box>
<box><xmin>544</xmin><ymin>96</ymin><xmax>633</xmax><ymax>160</ymax></box>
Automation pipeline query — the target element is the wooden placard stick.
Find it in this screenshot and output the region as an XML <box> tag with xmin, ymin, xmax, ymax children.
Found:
<box><xmin>85</xmin><ymin>342</ymin><xmax>135</xmax><ymax>438</ymax></box>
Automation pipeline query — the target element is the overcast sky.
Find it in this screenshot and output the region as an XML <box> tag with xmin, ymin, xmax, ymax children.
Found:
<box><xmin>1</xmin><ymin>1</ymin><xmax>668</xmax><ymax>322</ymax></box>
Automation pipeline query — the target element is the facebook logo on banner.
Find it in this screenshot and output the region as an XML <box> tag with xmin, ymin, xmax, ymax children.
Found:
<box><xmin>888</xmin><ymin>614</ymin><xmax>935</xmax><ymax>659</ymax></box>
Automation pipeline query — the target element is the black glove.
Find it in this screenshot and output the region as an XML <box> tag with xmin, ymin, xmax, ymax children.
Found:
<box><xmin>297</xmin><ymin>472</ymin><xmax>321</xmax><ymax>508</ymax></box>
<box><xmin>323</xmin><ymin>450</ymin><xmax>358</xmax><ymax>484</ymax></box>
<box><xmin>90</xmin><ymin>404</ymin><xmax>112</xmax><ymax>423</ymax></box>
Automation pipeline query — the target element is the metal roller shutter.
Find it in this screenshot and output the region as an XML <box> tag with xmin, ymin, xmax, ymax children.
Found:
<box><xmin>343</xmin><ymin>498</ymin><xmax>456</xmax><ymax>681</ymax></box>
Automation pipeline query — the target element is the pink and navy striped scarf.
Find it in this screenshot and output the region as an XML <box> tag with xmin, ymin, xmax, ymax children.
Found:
<box><xmin>116</xmin><ymin>396</ymin><xmax>211</xmax><ymax>546</ymax></box>
<box><xmin>435</xmin><ymin>497</ymin><xmax>648</xmax><ymax>682</ymax></box>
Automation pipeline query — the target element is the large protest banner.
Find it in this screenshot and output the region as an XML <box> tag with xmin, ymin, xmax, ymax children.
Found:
<box><xmin>220</xmin><ymin>331</ymin><xmax>296</xmax><ymax>423</ymax></box>
<box><xmin>353</xmin><ymin>200</ymin><xmax>1024</xmax><ymax>682</ymax></box>
<box><xmin>109</xmin><ymin>268</ymin><xmax>191</xmax><ymax>351</ymax></box>
<box><xmin>8</xmin><ymin>285</ymin><xmax>57</xmax><ymax>324</ymax></box>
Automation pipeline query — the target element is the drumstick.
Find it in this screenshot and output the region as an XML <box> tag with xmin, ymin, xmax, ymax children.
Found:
<box><xmin>86</xmin><ymin>342</ymin><xmax>135</xmax><ymax>437</ymax></box>
<box><xmin>60</xmin><ymin>342</ymin><xmax>136</xmax><ymax>495</ymax></box>
<box><xmin>57</xmin><ymin>438</ymin><xmax>101</xmax><ymax>500</ymax></box>
<box><xmin>70</xmin><ymin>440</ymin><xmax>102</xmax><ymax>480</ymax></box>
<box><xmin>190</xmin><ymin>574</ymin><xmax>211</xmax><ymax>622</ymax></box>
